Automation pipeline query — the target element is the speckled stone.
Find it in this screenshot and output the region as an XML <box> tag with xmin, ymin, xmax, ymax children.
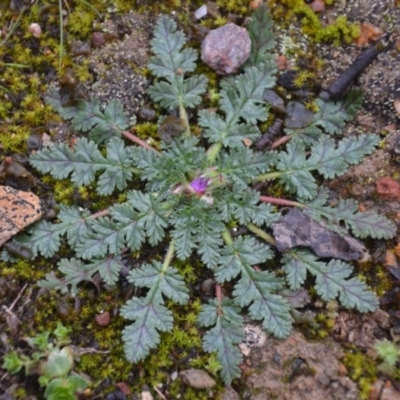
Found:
<box><xmin>201</xmin><ymin>23</ymin><xmax>251</xmax><ymax>75</ymax></box>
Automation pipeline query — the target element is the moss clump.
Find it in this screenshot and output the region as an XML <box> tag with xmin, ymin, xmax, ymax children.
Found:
<box><xmin>343</xmin><ymin>349</ymin><xmax>377</xmax><ymax>400</ymax></box>
<box><xmin>267</xmin><ymin>0</ymin><xmax>360</xmax><ymax>45</ymax></box>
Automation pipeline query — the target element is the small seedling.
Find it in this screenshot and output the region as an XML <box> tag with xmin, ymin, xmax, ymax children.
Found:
<box><xmin>374</xmin><ymin>339</ymin><xmax>400</xmax><ymax>377</ymax></box>
<box><xmin>2</xmin><ymin>323</ymin><xmax>90</xmax><ymax>400</ymax></box>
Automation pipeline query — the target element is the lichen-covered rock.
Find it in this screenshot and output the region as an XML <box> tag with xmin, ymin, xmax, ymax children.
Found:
<box><xmin>201</xmin><ymin>23</ymin><xmax>251</xmax><ymax>75</ymax></box>
<box><xmin>0</xmin><ymin>186</ymin><xmax>42</xmax><ymax>247</ymax></box>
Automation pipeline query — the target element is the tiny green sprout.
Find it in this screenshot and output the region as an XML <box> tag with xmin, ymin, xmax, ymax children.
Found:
<box><xmin>3</xmin><ymin>324</ymin><xmax>89</xmax><ymax>399</ymax></box>
<box><xmin>374</xmin><ymin>340</ymin><xmax>400</xmax><ymax>376</ymax></box>
<box><xmin>2</xmin><ymin>351</ymin><xmax>25</xmax><ymax>375</ymax></box>
<box><xmin>205</xmin><ymin>354</ymin><xmax>222</xmax><ymax>377</ymax></box>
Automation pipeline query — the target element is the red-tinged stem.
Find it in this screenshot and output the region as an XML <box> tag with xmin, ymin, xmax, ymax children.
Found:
<box><xmin>122</xmin><ymin>130</ymin><xmax>159</xmax><ymax>153</ymax></box>
<box><xmin>270</xmin><ymin>134</ymin><xmax>292</xmax><ymax>149</ymax></box>
<box><xmin>259</xmin><ymin>195</ymin><xmax>303</xmax><ymax>207</ymax></box>
<box><xmin>216</xmin><ymin>284</ymin><xmax>223</xmax><ymax>316</ymax></box>
<box><xmin>88</xmin><ymin>208</ymin><xmax>110</xmax><ymax>219</ymax></box>
<box><xmin>216</xmin><ymin>284</ymin><xmax>223</xmax><ymax>302</ymax></box>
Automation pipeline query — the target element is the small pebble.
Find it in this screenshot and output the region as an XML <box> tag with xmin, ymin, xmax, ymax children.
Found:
<box><xmin>29</xmin><ymin>23</ymin><xmax>42</xmax><ymax>38</ymax></box>
<box><xmin>284</xmin><ymin>101</ymin><xmax>314</xmax><ymax>128</ymax></box>
<box><xmin>376</xmin><ymin>177</ymin><xmax>400</xmax><ymax>200</ymax></box>
<box><xmin>95</xmin><ymin>311</ymin><xmax>111</xmax><ymax>326</ymax></box>
<box><xmin>92</xmin><ymin>32</ymin><xmax>106</xmax><ymax>48</ymax></box>
<box><xmin>194</xmin><ymin>5</ymin><xmax>208</xmax><ymax>20</ymax></box>
<box><xmin>179</xmin><ymin>369</ymin><xmax>216</xmax><ymax>389</ymax></box>
<box><xmin>201</xmin><ymin>23</ymin><xmax>251</xmax><ymax>75</ymax></box>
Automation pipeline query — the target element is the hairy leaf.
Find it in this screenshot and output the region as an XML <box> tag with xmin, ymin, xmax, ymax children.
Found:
<box><xmin>170</xmin><ymin>198</ymin><xmax>225</xmax><ymax>265</ymax></box>
<box><xmin>121</xmin><ymin>294</ymin><xmax>173</xmax><ymax>363</ymax></box>
<box><xmin>244</xmin><ymin>4</ymin><xmax>276</xmax><ymax>67</ymax></box>
<box><xmin>30</xmin><ymin>137</ymin><xmax>136</xmax><ymax>195</ymax></box>
<box><xmin>127</xmin><ymin>261</ymin><xmax>189</xmax><ymax>305</ymax></box>
<box><xmin>303</xmin><ymin>188</ymin><xmax>396</xmax><ymax>239</ymax></box>
<box><xmin>199</xmin><ymin>62</ymin><xmax>276</xmax><ymax>147</ymax></box>
<box><xmin>38</xmin><ymin>256</ymin><xmax>123</xmax><ymax>294</ymax></box>
<box><xmin>198</xmin><ymin>299</ymin><xmax>244</xmax><ymax>385</ymax></box>
<box><xmin>148</xmin><ymin>16</ymin><xmax>207</xmax><ymax>110</ymax></box>
<box><xmin>45</xmin><ymin>89</ymin><xmax>129</xmax><ymax>143</ymax></box>
<box><xmin>274</xmin><ymin>134</ymin><xmax>379</xmax><ymax>199</ymax></box>
<box><xmin>217</xmin><ymin>189</ymin><xmax>279</xmax><ymax>226</ymax></box>
<box><xmin>283</xmin><ymin>249</ymin><xmax>378</xmax><ymax>312</ymax></box>
<box><xmin>285</xmin><ymin>89</ymin><xmax>364</xmax><ymax>144</ymax></box>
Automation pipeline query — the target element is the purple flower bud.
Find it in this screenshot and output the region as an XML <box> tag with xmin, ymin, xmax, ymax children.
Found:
<box><xmin>190</xmin><ymin>177</ymin><xmax>209</xmax><ymax>194</ymax></box>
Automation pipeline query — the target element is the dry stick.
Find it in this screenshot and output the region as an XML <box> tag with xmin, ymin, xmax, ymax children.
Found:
<box><xmin>5</xmin><ymin>282</ymin><xmax>28</xmax><ymax>312</ymax></box>
<box><xmin>319</xmin><ymin>40</ymin><xmax>385</xmax><ymax>101</ymax></box>
<box><xmin>122</xmin><ymin>130</ymin><xmax>159</xmax><ymax>153</ymax></box>
<box><xmin>153</xmin><ymin>385</ymin><xmax>167</xmax><ymax>400</ymax></box>
<box><xmin>1</xmin><ymin>282</ymin><xmax>28</xmax><ymax>330</ymax></box>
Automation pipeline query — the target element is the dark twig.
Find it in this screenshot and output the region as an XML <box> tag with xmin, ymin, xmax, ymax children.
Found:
<box><xmin>319</xmin><ymin>38</ymin><xmax>389</xmax><ymax>101</ymax></box>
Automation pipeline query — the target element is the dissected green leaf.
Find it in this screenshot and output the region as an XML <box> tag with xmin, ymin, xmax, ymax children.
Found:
<box><xmin>274</xmin><ymin>134</ymin><xmax>379</xmax><ymax>199</ymax></box>
<box><xmin>244</xmin><ymin>3</ymin><xmax>276</xmax><ymax>67</ymax></box>
<box><xmin>45</xmin><ymin>89</ymin><xmax>128</xmax><ymax>143</ymax></box>
<box><xmin>285</xmin><ymin>89</ymin><xmax>364</xmax><ymax>144</ymax></box>
<box><xmin>283</xmin><ymin>249</ymin><xmax>378</xmax><ymax>312</ymax></box>
<box><xmin>127</xmin><ymin>261</ymin><xmax>189</xmax><ymax>305</ymax></box>
<box><xmin>148</xmin><ymin>16</ymin><xmax>197</xmax><ymax>78</ymax></box>
<box><xmin>38</xmin><ymin>256</ymin><xmax>123</xmax><ymax>294</ymax></box>
<box><xmin>148</xmin><ymin>15</ymin><xmax>207</xmax><ymax>110</ymax></box>
<box><xmin>30</xmin><ymin>137</ymin><xmax>136</xmax><ymax>195</ymax></box>
<box><xmin>199</xmin><ymin>61</ymin><xmax>276</xmax><ymax>147</ymax></box>
<box><xmin>303</xmin><ymin>187</ymin><xmax>396</xmax><ymax>239</ymax></box>
<box><xmin>198</xmin><ymin>299</ymin><xmax>244</xmax><ymax>385</ymax></box>
<box><xmin>19</xmin><ymin>7</ymin><xmax>391</xmax><ymax>389</ymax></box>
<box><xmin>121</xmin><ymin>294</ymin><xmax>173</xmax><ymax>363</ymax></box>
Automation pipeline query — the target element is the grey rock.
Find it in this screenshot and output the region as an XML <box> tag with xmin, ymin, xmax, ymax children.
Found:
<box><xmin>271</xmin><ymin>208</ymin><xmax>368</xmax><ymax>261</ymax></box>
<box><xmin>201</xmin><ymin>23</ymin><xmax>251</xmax><ymax>75</ymax></box>
<box><xmin>179</xmin><ymin>368</ymin><xmax>216</xmax><ymax>389</ymax></box>
<box><xmin>284</xmin><ymin>101</ymin><xmax>314</xmax><ymax>129</ymax></box>
<box><xmin>263</xmin><ymin>89</ymin><xmax>286</xmax><ymax>114</ymax></box>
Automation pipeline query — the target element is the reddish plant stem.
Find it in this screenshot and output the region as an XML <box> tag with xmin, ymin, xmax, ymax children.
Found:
<box><xmin>122</xmin><ymin>130</ymin><xmax>159</xmax><ymax>153</ymax></box>
<box><xmin>259</xmin><ymin>195</ymin><xmax>301</xmax><ymax>207</ymax></box>
<box><xmin>270</xmin><ymin>134</ymin><xmax>292</xmax><ymax>149</ymax></box>
<box><xmin>215</xmin><ymin>284</ymin><xmax>223</xmax><ymax>302</ymax></box>
<box><xmin>88</xmin><ymin>208</ymin><xmax>110</xmax><ymax>219</ymax></box>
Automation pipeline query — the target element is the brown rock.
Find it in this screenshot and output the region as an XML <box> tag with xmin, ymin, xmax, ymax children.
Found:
<box><xmin>369</xmin><ymin>379</ymin><xmax>400</xmax><ymax>400</ymax></box>
<box><xmin>95</xmin><ymin>311</ymin><xmax>111</xmax><ymax>326</ymax></box>
<box><xmin>355</xmin><ymin>23</ymin><xmax>384</xmax><ymax>47</ymax></box>
<box><xmin>0</xmin><ymin>186</ymin><xmax>42</xmax><ymax>247</ymax></box>
<box><xmin>308</xmin><ymin>0</ymin><xmax>325</xmax><ymax>13</ymax></box>
<box><xmin>201</xmin><ymin>23</ymin><xmax>251</xmax><ymax>75</ymax></box>
<box><xmin>92</xmin><ymin>32</ymin><xmax>106</xmax><ymax>48</ymax></box>
<box><xmin>376</xmin><ymin>177</ymin><xmax>400</xmax><ymax>200</ymax></box>
<box><xmin>179</xmin><ymin>368</ymin><xmax>216</xmax><ymax>389</ymax></box>
<box><xmin>276</xmin><ymin>54</ymin><xmax>287</xmax><ymax>71</ymax></box>
<box><xmin>115</xmin><ymin>382</ymin><xmax>130</xmax><ymax>395</ymax></box>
